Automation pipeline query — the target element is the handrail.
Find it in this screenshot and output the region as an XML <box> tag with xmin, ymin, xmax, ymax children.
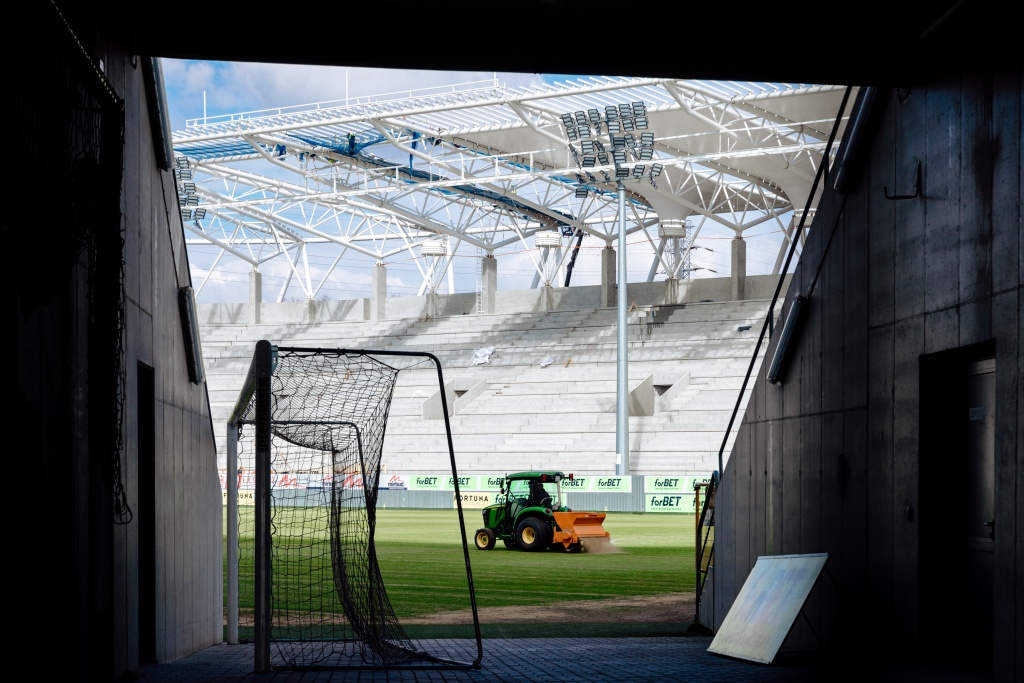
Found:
<box><xmin>715</xmin><ymin>85</ymin><xmax>855</xmax><ymax>479</ymax></box>
<box><xmin>693</xmin><ymin>471</ymin><xmax>717</xmax><ymax>621</ymax></box>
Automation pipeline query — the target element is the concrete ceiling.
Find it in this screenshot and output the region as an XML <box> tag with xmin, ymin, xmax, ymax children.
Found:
<box><xmin>109</xmin><ymin>0</ymin><xmax>992</xmax><ymax>87</ymax></box>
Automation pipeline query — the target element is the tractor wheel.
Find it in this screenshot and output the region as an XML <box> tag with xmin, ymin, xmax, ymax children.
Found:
<box><xmin>474</xmin><ymin>528</ymin><xmax>496</xmax><ymax>550</ymax></box>
<box><xmin>515</xmin><ymin>518</ymin><xmax>550</xmax><ymax>552</ymax></box>
<box><xmin>502</xmin><ymin>538</ymin><xmax>518</xmax><ymax>550</ymax></box>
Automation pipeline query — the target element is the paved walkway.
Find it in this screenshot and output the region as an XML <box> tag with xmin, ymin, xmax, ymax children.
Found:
<box><xmin>134</xmin><ymin>637</ymin><xmax>995</xmax><ymax>682</ymax></box>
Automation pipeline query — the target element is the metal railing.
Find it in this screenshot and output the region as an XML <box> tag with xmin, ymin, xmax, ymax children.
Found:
<box><xmin>693</xmin><ymin>471</ymin><xmax>717</xmax><ymax>620</ymax></box>
<box><xmin>714</xmin><ymin>85</ymin><xmax>857</xmax><ymax>479</ymax></box>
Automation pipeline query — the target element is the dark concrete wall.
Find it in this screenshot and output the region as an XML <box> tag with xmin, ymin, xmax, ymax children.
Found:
<box><xmin>711</xmin><ymin>63</ymin><xmax>1020</xmax><ymax>679</ymax></box>
<box><xmin>14</xmin><ymin>4</ymin><xmax>222</xmax><ymax>678</ymax></box>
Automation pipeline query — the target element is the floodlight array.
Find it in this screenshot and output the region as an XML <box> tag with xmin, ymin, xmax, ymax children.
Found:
<box><xmin>174</xmin><ymin>156</ymin><xmax>206</xmax><ymax>224</ymax></box>
<box><xmin>561</xmin><ymin>102</ymin><xmax>662</xmax><ymax>195</ymax></box>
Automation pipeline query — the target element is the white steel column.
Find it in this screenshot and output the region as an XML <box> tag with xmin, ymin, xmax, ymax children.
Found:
<box><xmin>615</xmin><ymin>180</ymin><xmax>629</xmax><ymax>475</ymax></box>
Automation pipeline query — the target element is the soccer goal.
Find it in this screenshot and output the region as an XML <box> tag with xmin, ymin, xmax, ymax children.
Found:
<box><xmin>225</xmin><ymin>340</ymin><xmax>482</xmax><ymax>672</ymax></box>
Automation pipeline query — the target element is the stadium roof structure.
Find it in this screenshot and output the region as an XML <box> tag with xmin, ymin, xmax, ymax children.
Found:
<box><xmin>171</xmin><ymin>75</ymin><xmax>856</xmax><ymax>301</ymax></box>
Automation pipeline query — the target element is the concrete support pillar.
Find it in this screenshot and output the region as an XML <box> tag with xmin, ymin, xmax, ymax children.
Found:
<box><xmin>540</xmin><ymin>285</ymin><xmax>555</xmax><ymax>311</ymax></box>
<box><xmin>481</xmin><ymin>254</ymin><xmax>497</xmax><ymax>314</ymax></box>
<box><xmin>371</xmin><ymin>262</ymin><xmax>387</xmax><ymax>321</ymax></box>
<box><xmin>731</xmin><ymin>236</ymin><xmax>747</xmax><ymax>301</ymax></box>
<box><xmin>248</xmin><ymin>269</ymin><xmax>262</xmax><ymax>324</ymax></box>
<box><xmin>425</xmin><ymin>293</ymin><xmax>440</xmax><ymax>319</ymax></box>
<box><xmin>601</xmin><ymin>245</ymin><xmax>617</xmax><ymax>308</ymax></box>
<box><xmin>665</xmin><ymin>276</ymin><xmax>680</xmax><ymax>305</ymax></box>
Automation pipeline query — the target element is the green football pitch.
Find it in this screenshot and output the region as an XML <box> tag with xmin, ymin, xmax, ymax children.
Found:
<box><xmin>228</xmin><ymin>507</ymin><xmax>697</xmax><ymax>638</ymax></box>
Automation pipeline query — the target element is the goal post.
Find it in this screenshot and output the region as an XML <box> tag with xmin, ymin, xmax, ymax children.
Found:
<box><xmin>226</xmin><ymin>340</ymin><xmax>482</xmax><ymax>672</ymax></box>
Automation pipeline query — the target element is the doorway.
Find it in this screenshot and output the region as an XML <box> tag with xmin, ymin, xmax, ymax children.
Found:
<box><xmin>919</xmin><ymin>341</ymin><xmax>994</xmax><ymax>670</ymax></box>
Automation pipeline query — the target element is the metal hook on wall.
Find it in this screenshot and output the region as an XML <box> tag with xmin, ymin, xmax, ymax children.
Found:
<box><xmin>884</xmin><ymin>160</ymin><xmax>921</xmax><ymax>200</ymax></box>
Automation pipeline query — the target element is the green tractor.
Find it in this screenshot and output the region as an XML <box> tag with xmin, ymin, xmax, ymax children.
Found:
<box><xmin>473</xmin><ymin>471</ymin><xmax>611</xmax><ymax>553</ymax></box>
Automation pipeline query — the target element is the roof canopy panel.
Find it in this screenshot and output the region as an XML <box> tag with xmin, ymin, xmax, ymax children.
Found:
<box><xmin>172</xmin><ymin>75</ymin><xmax>855</xmax><ymax>302</ymax></box>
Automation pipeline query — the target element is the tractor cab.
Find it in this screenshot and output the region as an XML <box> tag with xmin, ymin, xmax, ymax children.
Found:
<box><xmin>504</xmin><ymin>472</ymin><xmax>564</xmax><ymax>516</ymax></box>
<box><xmin>484</xmin><ymin>471</ymin><xmax>568</xmax><ymax>547</ymax></box>
<box><xmin>474</xmin><ymin>471</ymin><xmax>610</xmax><ymax>553</ymax></box>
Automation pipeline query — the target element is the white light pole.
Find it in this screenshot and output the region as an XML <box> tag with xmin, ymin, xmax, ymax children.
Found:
<box><xmin>560</xmin><ymin>104</ymin><xmax>660</xmax><ymax>476</ymax></box>
<box><xmin>615</xmin><ymin>178</ymin><xmax>628</xmax><ymax>475</ymax></box>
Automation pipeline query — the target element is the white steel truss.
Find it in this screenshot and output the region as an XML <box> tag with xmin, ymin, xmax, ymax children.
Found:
<box><xmin>171</xmin><ymin>75</ymin><xmax>855</xmax><ymax>301</ymax></box>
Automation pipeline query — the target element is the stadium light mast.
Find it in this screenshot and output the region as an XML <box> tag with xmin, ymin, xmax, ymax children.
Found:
<box><xmin>614</xmin><ymin>177</ymin><xmax>628</xmax><ymax>475</ymax></box>
<box><xmin>560</xmin><ymin>104</ymin><xmax>660</xmax><ymax>476</ymax></box>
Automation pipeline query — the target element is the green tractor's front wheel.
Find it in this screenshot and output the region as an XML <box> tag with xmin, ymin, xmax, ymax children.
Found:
<box><xmin>515</xmin><ymin>518</ymin><xmax>550</xmax><ymax>552</ymax></box>
<box><xmin>474</xmin><ymin>528</ymin><xmax>496</xmax><ymax>550</ymax></box>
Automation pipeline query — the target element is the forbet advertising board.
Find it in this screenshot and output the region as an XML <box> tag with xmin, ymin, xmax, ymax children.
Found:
<box><xmin>643</xmin><ymin>476</ymin><xmax>707</xmax><ymax>513</ymax></box>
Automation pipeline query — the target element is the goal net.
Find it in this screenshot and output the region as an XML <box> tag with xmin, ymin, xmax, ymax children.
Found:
<box><xmin>226</xmin><ymin>341</ymin><xmax>481</xmax><ymax>671</ymax></box>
